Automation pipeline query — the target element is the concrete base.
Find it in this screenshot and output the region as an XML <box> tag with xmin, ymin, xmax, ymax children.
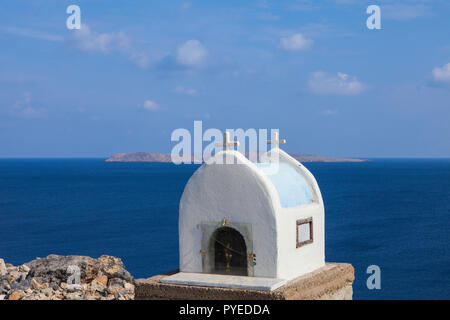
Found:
<box><xmin>161</xmin><ymin>272</ymin><xmax>286</xmax><ymax>291</ymax></box>
<box><xmin>135</xmin><ymin>263</ymin><xmax>354</xmax><ymax>300</ymax></box>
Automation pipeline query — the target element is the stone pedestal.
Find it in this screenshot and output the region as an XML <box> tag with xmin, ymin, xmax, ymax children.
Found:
<box><xmin>135</xmin><ymin>263</ymin><xmax>354</xmax><ymax>300</ymax></box>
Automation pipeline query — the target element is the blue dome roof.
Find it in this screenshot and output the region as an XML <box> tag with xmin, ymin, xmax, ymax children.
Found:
<box><xmin>255</xmin><ymin>162</ymin><xmax>313</xmax><ymax>208</ymax></box>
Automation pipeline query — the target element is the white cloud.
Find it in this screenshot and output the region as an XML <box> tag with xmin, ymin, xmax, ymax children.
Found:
<box><xmin>72</xmin><ymin>25</ymin><xmax>130</xmax><ymax>54</ymax></box>
<box><xmin>288</xmin><ymin>0</ymin><xmax>321</xmax><ymax>11</ymax></box>
<box><xmin>0</xmin><ymin>26</ymin><xmax>63</xmax><ymax>42</ymax></box>
<box><xmin>184</xmin><ymin>112</ymin><xmax>210</xmax><ymax>119</ymax></box>
<box><xmin>280</xmin><ymin>33</ymin><xmax>313</xmax><ymax>51</ymax></box>
<box><xmin>181</xmin><ymin>2</ymin><xmax>192</xmax><ymax>10</ymax></box>
<box><xmin>71</xmin><ymin>25</ymin><xmax>149</xmax><ymax>68</ymax></box>
<box><xmin>173</xmin><ymin>86</ymin><xmax>198</xmax><ymax>96</ymax></box>
<box><xmin>383</xmin><ymin>4</ymin><xmax>430</xmax><ymax>21</ymax></box>
<box><xmin>432</xmin><ymin>63</ymin><xmax>450</xmax><ymax>83</ymax></box>
<box><xmin>10</xmin><ymin>92</ymin><xmax>45</xmax><ymax>118</ymax></box>
<box><xmin>256</xmin><ymin>0</ymin><xmax>270</xmax><ymax>9</ymax></box>
<box><xmin>130</xmin><ymin>52</ymin><xmax>150</xmax><ymax>68</ymax></box>
<box><xmin>143</xmin><ymin>100</ymin><xmax>160</xmax><ymax>111</ymax></box>
<box><xmin>258</xmin><ymin>12</ymin><xmax>280</xmax><ymax>21</ymax></box>
<box><xmin>176</xmin><ymin>40</ymin><xmax>207</xmax><ymax>66</ymax></box>
<box><xmin>1</xmin><ymin>24</ymin><xmax>149</xmax><ymax>68</ymax></box>
<box><xmin>335</xmin><ymin>0</ymin><xmax>357</xmax><ymax>4</ymax></box>
<box><xmin>334</xmin><ymin>1</ymin><xmax>431</xmax><ymax>20</ymax></box>
<box><xmin>308</xmin><ymin>71</ymin><xmax>365</xmax><ymax>95</ymax></box>
<box><xmin>321</xmin><ymin>109</ymin><xmax>338</xmax><ymax>116</ymax></box>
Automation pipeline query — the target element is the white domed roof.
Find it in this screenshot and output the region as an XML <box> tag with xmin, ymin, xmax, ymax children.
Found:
<box><xmin>255</xmin><ymin>161</ymin><xmax>313</xmax><ymax>208</ymax></box>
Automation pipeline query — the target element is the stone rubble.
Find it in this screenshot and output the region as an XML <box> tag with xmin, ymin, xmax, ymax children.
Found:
<box><xmin>0</xmin><ymin>255</ymin><xmax>135</xmax><ymax>300</ymax></box>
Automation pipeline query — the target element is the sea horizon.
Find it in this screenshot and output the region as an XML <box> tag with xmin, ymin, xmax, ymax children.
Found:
<box><xmin>1</xmin><ymin>156</ymin><xmax>450</xmax><ymax>160</ymax></box>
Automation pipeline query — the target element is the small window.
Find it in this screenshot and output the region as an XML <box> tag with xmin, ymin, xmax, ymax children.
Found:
<box><xmin>296</xmin><ymin>217</ymin><xmax>313</xmax><ymax>248</ymax></box>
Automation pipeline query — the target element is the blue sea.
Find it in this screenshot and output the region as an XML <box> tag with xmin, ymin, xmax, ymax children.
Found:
<box><xmin>0</xmin><ymin>159</ymin><xmax>449</xmax><ymax>299</ymax></box>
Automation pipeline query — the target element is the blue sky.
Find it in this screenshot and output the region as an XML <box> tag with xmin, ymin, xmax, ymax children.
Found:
<box><xmin>1</xmin><ymin>0</ymin><xmax>449</xmax><ymax>158</ymax></box>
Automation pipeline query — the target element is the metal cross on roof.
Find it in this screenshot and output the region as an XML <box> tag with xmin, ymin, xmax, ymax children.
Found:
<box><xmin>215</xmin><ymin>131</ymin><xmax>240</xmax><ymax>151</ymax></box>
<box><xmin>267</xmin><ymin>131</ymin><xmax>286</xmax><ymax>149</ymax></box>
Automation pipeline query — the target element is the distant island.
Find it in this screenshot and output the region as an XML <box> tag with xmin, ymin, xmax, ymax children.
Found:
<box><xmin>105</xmin><ymin>152</ymin><xmax>367</xmax><ymax>163</ymax></box>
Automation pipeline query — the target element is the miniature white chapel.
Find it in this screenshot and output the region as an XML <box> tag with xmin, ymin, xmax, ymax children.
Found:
<box><xmin>161</xmin><ymin>132</ymin><xmax>325</xmax><ymax>291</ymax></box>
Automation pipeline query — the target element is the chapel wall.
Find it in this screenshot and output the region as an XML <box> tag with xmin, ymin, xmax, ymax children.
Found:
<box><xmin>276</xmin><ymin>204</ymin><xmax>325</xmax><ymax>280</ymax></box>
<box><xmin>178</xmin><ymin>152</ymin><xmax>281</xmax><ymax>278</ymax></box>
<box><xmin>271</xmin><ymin>150</ymin><xmax>326</xmax><ymax>280</ymax></box>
